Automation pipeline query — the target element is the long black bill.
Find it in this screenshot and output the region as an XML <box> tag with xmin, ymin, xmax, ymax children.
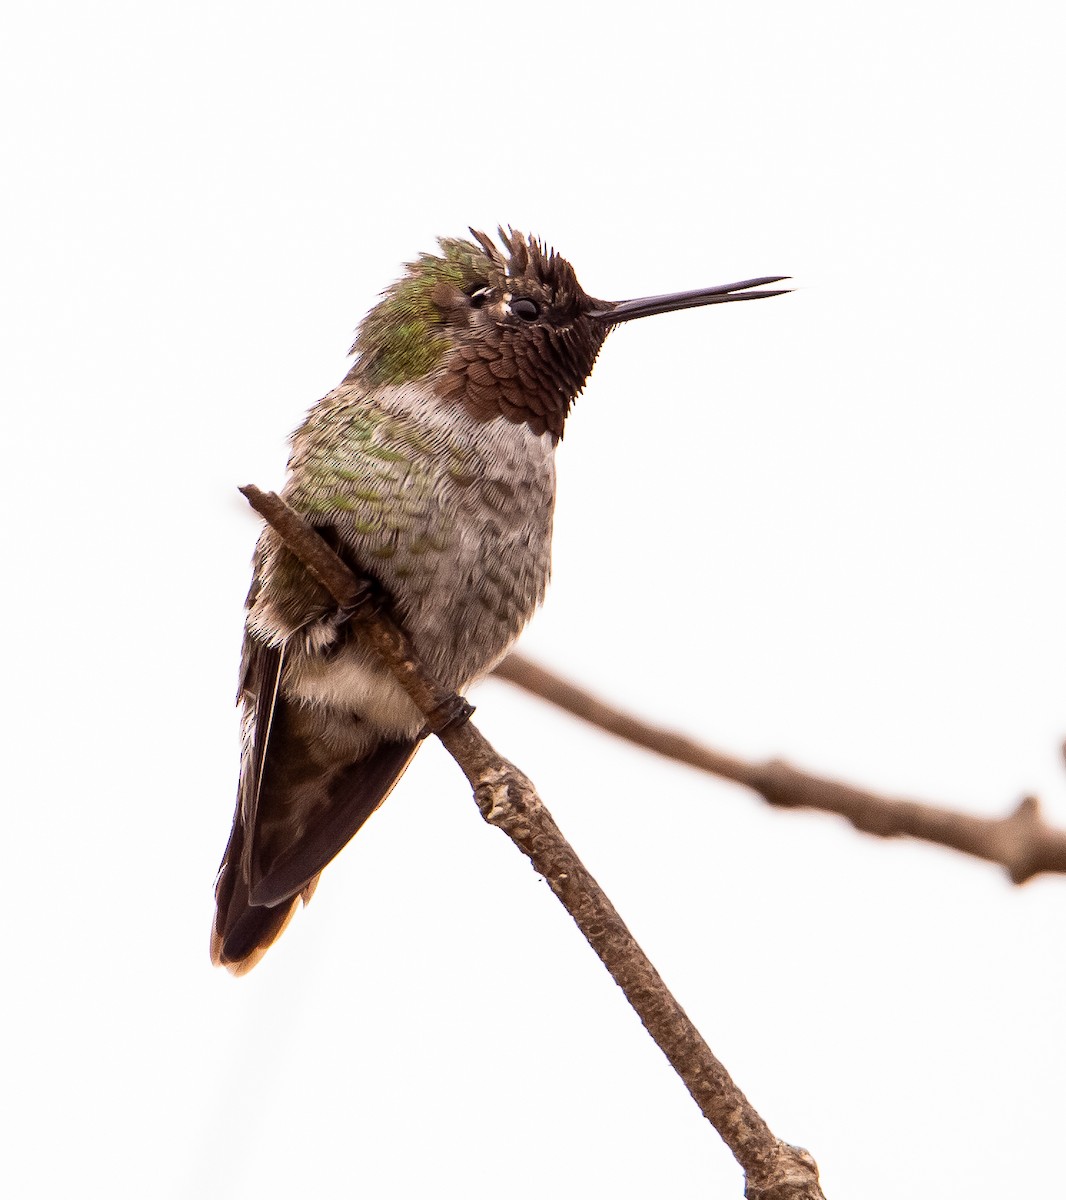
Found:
<box><xmin>590</xmin><ymin>276</ymin><xmax>790</xmax><ymax>325</ymax></box>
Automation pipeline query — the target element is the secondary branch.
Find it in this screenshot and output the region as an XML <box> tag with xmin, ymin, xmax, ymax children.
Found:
<box><xmin>492</xmin><ymin>654</ymin><xmax>1066</xmax><ymax>884</ymax></box>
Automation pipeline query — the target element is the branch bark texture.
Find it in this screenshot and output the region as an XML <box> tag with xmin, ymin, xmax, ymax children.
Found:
<box><xmin>492</xmin><ymin>654</ymin><xmax>1066</xmax><ymax>884</ymax></box>
<box><xmin>239</xmin><ymin>485</ymin><xmax>825</xmax><ymax>1200</ymax></box>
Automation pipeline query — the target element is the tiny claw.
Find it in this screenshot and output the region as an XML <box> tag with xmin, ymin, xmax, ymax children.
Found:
<box><xmin>333</xmin><ymin>580</ymin><xmax>383</xmax><ymax>624</ymax></box>
<box><xmin>422</xmin><ymin>695</ymin><xmax>476</xmax><ymax>737</ymax></box>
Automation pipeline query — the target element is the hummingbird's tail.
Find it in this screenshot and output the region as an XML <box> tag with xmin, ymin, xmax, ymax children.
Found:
<box><xmin>211</xmin><ymin>702</ymin><xmax>421</xmax><ymax>974</ymax></box>
<box><xmin>210</xmin><ymin>817</ymin><xmax>318</xmax><ymax>976</ymax></box>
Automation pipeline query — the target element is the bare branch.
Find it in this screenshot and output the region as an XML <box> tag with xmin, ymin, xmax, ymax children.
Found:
<box><xmin>240</xmin><ymin>484</ymin><xmax>825</xmax><ymax>1200</ymax></box>
<box><xmin>493</xmin><ymin>653</ymin><xmax>1066</xmax><ymax>885</ymax></box>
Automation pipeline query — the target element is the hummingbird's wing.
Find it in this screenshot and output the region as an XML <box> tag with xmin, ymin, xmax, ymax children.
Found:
<box><xmin>211</xmin><ymin>627</ymin><xmax>420</xmax><ymax>974</ymax></box>
<box><xmin>213</xmin><ymin>394</ymin><xmax>448</xmax><ymax>972</ymax></box>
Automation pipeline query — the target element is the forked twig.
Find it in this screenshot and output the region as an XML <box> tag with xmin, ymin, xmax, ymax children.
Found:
<box><xmin>240</xmin><ymin>484</ymin><xmax>825</xmax><ymax>1200</ymax></box>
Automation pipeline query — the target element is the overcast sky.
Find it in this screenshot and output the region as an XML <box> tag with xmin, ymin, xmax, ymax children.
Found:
<box><xmin>4</xmin><ymin>3</ymin><xmax>1065</xmax><ymax>1197</ymax></box>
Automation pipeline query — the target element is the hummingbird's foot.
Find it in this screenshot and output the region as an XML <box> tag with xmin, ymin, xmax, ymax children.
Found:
<box><xmin>318</xmin><ymin>579</ymin><xmax>389</xmax><ymax>661</ymax></box>
<box><xmin>332</xmin><ymin>578</ymin><xmax>386</xmax><ymax>625</ymax></box>
<box><xmin>419</xmin><ymin>695</ymin><xmax>476</xmax><ymax>739</ymax></box>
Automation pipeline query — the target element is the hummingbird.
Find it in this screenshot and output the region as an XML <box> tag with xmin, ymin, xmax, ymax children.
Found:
<box><xmin>212</xmin><ymin>227</ymin><xmax>787</xmax><ymax>973</ymax></box>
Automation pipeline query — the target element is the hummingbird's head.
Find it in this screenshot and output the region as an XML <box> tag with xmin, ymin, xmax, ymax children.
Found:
<box><xmin>349</xmin><ymin>227</ymin><xmax>788</xmax><ymax>440</ymax></box>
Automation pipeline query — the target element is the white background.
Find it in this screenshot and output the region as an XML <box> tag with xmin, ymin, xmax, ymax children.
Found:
<box><xmin>3</xmin><ymin>3</ymin><xmax>1064</xmax><ymax>1197</ymax></box>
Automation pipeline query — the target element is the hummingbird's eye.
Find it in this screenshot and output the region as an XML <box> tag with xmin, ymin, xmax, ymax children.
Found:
<box><xmin>468</xmin><ymin>286</ymin><xmax>490</xmax><ymax>309</ymax></box>
<box><xmin>511</xmin><ymin>297</ymin><xmax>539</xmax><ymax>322</ymax></box>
